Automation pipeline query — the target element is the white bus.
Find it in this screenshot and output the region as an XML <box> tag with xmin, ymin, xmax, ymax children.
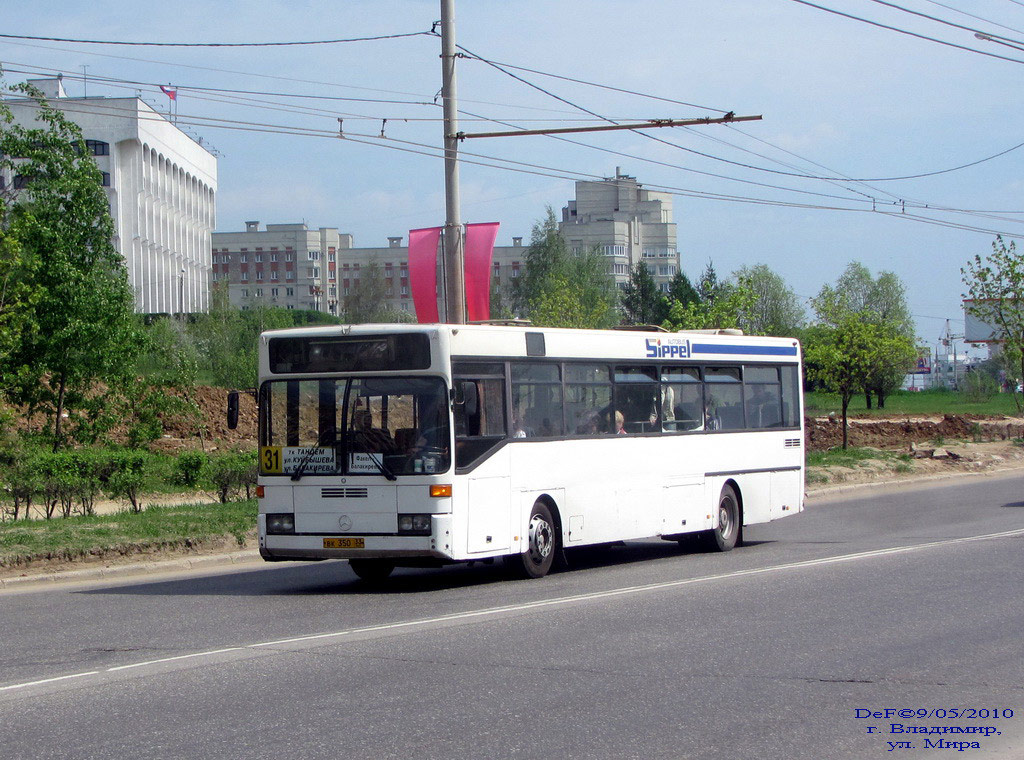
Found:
<box><xmin>240</xmin><ymin>323</ymin><xmax>804</xmax><ymax>580</ymax></box>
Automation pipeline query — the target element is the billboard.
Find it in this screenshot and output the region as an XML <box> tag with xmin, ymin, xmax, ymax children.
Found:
<box><xmin>910</xmin><ymin>347</ymin><xmax>931</xmax><ymax>375</ymax></box>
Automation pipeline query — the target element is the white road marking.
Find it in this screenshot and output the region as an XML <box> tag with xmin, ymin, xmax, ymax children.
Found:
<box><xmin>0</xmin><ymin>671</ymin><xmax>99</xmax><ymax>692</ymax></box>
<box><xmin>3</xmin><ymin>526</ymin><xmax>1023</xmax><ymax>694</ymax></box>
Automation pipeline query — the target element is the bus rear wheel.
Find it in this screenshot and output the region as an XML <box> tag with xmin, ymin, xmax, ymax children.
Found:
<box><xmin>349</xmin><ymin>559</ymin><xmax>395</xmax><ymax>582</ymax></box>
<box><xmin>507</xmin><ymin>501</ymin><xmax>557</xmax><ymax>579</ymax></box>
<box><xmin>705</xmin><ymin>484</ymin><xmax>740</xmax><ymax>552</ymax></box>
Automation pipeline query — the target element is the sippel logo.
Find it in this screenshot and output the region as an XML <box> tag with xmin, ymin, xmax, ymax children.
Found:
<box><xmin>645</xmin><ymin>337</ymin><xmax>691</xmax><ymax>359</ymax></box>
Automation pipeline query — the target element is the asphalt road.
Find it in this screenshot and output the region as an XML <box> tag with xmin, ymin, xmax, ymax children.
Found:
<box><xmin>2</xmin><ymin>472</ymin><xmax>1023</xmax><ymax>759</ymax></box>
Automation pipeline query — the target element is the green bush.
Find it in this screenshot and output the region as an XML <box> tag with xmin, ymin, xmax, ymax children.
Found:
<box><xmin>960</xmin><ymin>371</ymin><xmax>999</xmax><ymax>403</ymax></box>
<box><xmin>209</xmin><ymin>450</ymin><xmax>258</xmax><ymax>503</ymax></box>
<box><xmin>106</xmin><ymin>449</ymin><xmax>155</xmax><ymax>513</ymax></box>
<box><xmin>174</xmin><ymin>450</ymin><xmax>209</xmax><ymax>489</ymax></box>
<box><xmin>33</xmin><ymin>449</ymin><xmax>108</xmax><ymax>519</ymax></box>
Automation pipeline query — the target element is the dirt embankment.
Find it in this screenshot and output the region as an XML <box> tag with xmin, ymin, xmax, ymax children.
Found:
<box><xmin>151</xmin><ymin>386</ymin><xmax>258</xmax><ymax>452</ymax></box>
<box><xmin>804</xmin><ymin>414</ymin><xmax>1024</xmax><ymax>451</ymax></box>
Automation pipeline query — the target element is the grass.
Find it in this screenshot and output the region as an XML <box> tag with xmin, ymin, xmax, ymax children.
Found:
<box><xmin>806</xmin><ymin>446</ymin><xmax>901</xmax><ymax>469</ymax></box>
<box><xmin>0</xmin><ymin>499</ymin><xmax>256</xmax><ymax>568</ymax></box>
<box><xmin>804</xmin><ymin>389</ymin><xmax>1022</xmax><ymax>418</ymax></box>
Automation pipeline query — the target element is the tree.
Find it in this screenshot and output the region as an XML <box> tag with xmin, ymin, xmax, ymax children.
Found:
<box><xmin>816</xmin><ymin>262</ymin><xmax>915</xmax><ymax>409</ymax></box>
<box><xmin>620</xmin><ymin>262</ymin><xmax>669</xmax><ymax>325</ymax></box>
<box><xmin>697</xmin><ymin>260</ymin><xmax>727</xmax><ymax>304</ymax></box>
<box><xmin>667</xmin><ymin>270</ymin><xmax>699</xmax><ymax>308</ymax></box>
<box><xmin>188</xmin><ymin>285</ymin><xmax>256</xmax><ymax>389</ymax></box>
<box><xmin>511</xmin><ymin>208</ymin><xmax>618</xmax><ymax>328</ymax></box>
<box><xmin>118</xmin><ymin>317</ymin><xmax>202</xmax><ymax>448</ymax></box>
<box><xmin>963</xmin><ymin>236</ymin><xmax>1024</xmax><ymax>411</ymax></box>
<box><xmin>662</xmin><ymin>276</ymin><xmax>756</xmax><ymax>331</ymax></box>
<box><xmin>803</xmin><ymin>318</ymin><xmax>885</xmax><ymax>450</ymax></box>
<box><xmin>733</xmin><ymin>264</ymin><xmax>805</xmax><ymax>336</ymax></box>
<box><xmin>0</xmin><ymin>82</ymin><xmax>143</xmax><ymax>449</ymax></box>
<box><xmin>806</xmin><ymin>276</ymin><xmax>916</xmax><ymax>446</ymax></box>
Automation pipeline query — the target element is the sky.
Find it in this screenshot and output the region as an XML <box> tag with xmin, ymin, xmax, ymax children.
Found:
<box><xmin>4</xmin><ymin>0</ymin><xmax>1024</xmax><ymax>352</ymax></box>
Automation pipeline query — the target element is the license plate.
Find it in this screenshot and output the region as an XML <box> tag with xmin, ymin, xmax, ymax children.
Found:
<box><xmin>323</xmin><ymin>537</ymin><xmax>365</xmax><ymax>549</ymax></box>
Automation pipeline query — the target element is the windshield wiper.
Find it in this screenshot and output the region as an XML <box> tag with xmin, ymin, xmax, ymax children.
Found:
<box><xmin>363</xmin><ymin>450</ymin><xmax>397</xmax><ymax>481</ymax></box>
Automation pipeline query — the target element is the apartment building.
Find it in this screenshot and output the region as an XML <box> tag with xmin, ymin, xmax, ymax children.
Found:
<box><xmin>560</xmin><ymin>168</ymin><xmax>680</xmax><ymax>292</ymax></box>
<box><xmin>2</xmin><ymin>77</ymin><xmax>218</xmax><ymax>314</ymax></box>
<box><xmin>213</xmin><ymin>169</ymin><xmax>678</xmax><ymax>317</ymax></box>
<box><xmin>212</xmin><ymin>222</ymin><xmax>527</xmax><ymax>316</ymax></box>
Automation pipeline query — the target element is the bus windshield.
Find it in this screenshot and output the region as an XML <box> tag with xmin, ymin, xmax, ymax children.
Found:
<box><xmin>259</xmin><ymin>376</ymin><xmax>450</xmax><ymax>476</ymax></box>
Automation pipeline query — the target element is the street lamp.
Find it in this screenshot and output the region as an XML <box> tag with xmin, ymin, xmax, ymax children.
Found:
<box><xmin>974</xmin><ymin>32</ymin><xmax>1024</xmax><ymax>54</ymax></box>
<box><xmin>178</xmin><ymin>266</ymin><xmax>186</xmax><ymax>321</ymax></box>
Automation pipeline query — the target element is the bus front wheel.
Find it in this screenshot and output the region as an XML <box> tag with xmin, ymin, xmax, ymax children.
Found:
<box><xmin>349</xmin><ymin>559</ymin><xmax>395</xmax><ymax>582</ymax></box>
<box><xmin>706</xmin><ymin>484</ymin><xmax>740</xmax><ymax>552</ymax></box>
<box><xmin>508</xmin><ymin>501</ymin><xmax>558</xmax><ymax>579</ymax></box>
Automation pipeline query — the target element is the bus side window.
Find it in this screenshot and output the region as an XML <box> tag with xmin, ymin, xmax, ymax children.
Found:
<box><xmin>781</xmin><ymin>364</ymin><xmax>801</xmax><ymax>427</ymax></box>
<box><xmin>744</xmin><ymin>365</ymin><xmax>783</xmax><ymax>429</ymax></box>
<box><xmin>453</xmin><ymin>369</ymin><xmax>507</xmax><ymax>469</ymax></box>
<box><xmin>662</xmin><ymin>367</ymin><xmax>702</xmax><ymax>431</ymax></box>
<box><xmin>511</xmin><ymin>362</ymin><xmax>563</xmax><ymax>437</ymax></box>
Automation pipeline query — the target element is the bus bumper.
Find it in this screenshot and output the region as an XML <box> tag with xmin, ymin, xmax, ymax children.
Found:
<box><xmin>260</xmin><ymin>534</ymin><xmax>451</xmax><ymax>561</ymax></box>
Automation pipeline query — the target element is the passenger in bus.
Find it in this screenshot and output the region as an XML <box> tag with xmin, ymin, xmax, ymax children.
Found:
<box><xmin>538</xmin><ymin>417</ymin><xmax>559</xmax><ymax>437</ymax></box>
<box><xmin>660</xmin><ymin>384</ymin><xmax>675</xmax><ymax>429</ymax></box>
<box><xmin>511</xmin><ymin>411</ymin><xmax>529</xmax><ymax>438</ymax></box>
<box><xmin>704</xmin><ymin>400</ymin><xmax>721</xmax><ymax>431</ymax></box>
<box><xmin>576</xmin><ymin>410</ymin><xmax>600</xmax><ymax>435</ymax></box>
<box><xmin>351</xmin><ymin>409</ymin><xmax>398</xmax><ymax>453</ymax></box>
<box><xmin>614</xmin><ymin>410</ymin><xmax>627</xmax><ymax>435</ymax></box>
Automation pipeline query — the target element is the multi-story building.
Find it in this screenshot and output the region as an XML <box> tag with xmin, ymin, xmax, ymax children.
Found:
<box><xmin>212</xmin><ymin>222</ymin><xmax>527</xmax><ymax>316</ymax></box>
<box><xmin>212</xmin><ymin>222</ymin><xmax>353</xmax><ymax>314</ymax></box>
<box><xmin>560</xmin><ymin>168</ymin><xmax>680</xmax><ymax>292</ymax></box>
<box><xmin>2</xmin><ymin>76</ymin><xmax>217</xmax><ymax>314</ymax></box>
<box><xmin>213</xmin><ymin>170</ymin><xmax>677</xmax><ymax>317</ymax></box>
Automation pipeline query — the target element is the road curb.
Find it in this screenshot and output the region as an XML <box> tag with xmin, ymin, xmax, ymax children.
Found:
<box><xmin>806</xmin><ymin>464</ymin><xmax>1024</xmax><ymax>498</ymax></box>
<box><xmin>0</xmin><ymin>549</ymin><xmax>262</xmax><ymax>590</ymax></box>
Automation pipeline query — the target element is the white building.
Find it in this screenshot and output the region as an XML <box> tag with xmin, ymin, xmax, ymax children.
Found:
<box><xmin>560</xmin><ymin>169</ymin><xmax>680</xmax><ymax>292</ymax></box>
<box><xmin>3</xmin><ymin>77</ymin><xmax>217</xmax><ymax>314</ymax></box>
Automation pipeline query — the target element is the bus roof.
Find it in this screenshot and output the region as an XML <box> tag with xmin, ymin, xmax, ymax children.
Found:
<box><xmin>260</xmin><ymin>323</ymin><xmax>801</xmax><ymax>365</ymax></box>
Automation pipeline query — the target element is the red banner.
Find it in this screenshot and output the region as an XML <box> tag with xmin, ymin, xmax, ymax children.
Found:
<box><xmin>463</xmin><ymin>222</ymin><xmax>500</xmax><ymax>323</ymax></box>
<box><xmin>408</xmin><ymin>226</ymin><xmax>442</xmax><ymax>323</ymax></box>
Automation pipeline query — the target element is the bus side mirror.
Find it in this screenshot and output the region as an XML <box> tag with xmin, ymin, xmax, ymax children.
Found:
<box><xmin>227</xmin><ymin>390</ymin><xmax>239</xmax><ymax>430</ymax></box>
<box><xmin>452</xmin><ymin>382</ymin><xmax>466</xmax><ymax>405</ymax></box>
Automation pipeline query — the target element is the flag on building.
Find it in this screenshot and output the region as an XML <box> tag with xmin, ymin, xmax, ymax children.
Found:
<box><xmin>159</xmin><ymin>85</ymin><xmax>177</xmax><ymax>101</ymax></box>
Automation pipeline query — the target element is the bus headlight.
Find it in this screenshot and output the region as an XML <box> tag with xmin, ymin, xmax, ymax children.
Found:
<box><xmin>266</xmin><ymin>513</ymin><xmax>295</xmax><ymax>534</ymax></box>
<box><xmin>398</xmin><ymin>514</ymin><xmax>432</xmax><ymax>536</ymax></box>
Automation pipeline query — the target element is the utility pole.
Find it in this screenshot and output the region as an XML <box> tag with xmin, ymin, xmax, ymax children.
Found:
<box><xmin>440</xmin><ymin>0</ymin><xmax>465</xmax><ymax>324</ymax></box>
<box><xmin>435</xmin><ymin>0</ymin><xmax>760</xmax><ymax>324</ymax></box>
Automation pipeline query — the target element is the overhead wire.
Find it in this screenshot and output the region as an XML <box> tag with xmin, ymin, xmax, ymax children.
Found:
<box><xmin>6</xmin><ymin>90</ymin><xmax>1024</xmax><ymax>239</ymax></box>
<box><xmin>458</xmin><ymin>43</ymin><xmax>1024</xmax><ymax>183</ymax></box>
<box><xmin>6</xmin><ymin>40</ymin><xmax>1024</xmax><ymax>238</ymax></box>
<box><xmin>0</xmin><ymin>30</ymin><xmax>436</xmax><ymax>47</ymax></box>
<box><xmin>453</xmin><ymin>46</ymin><xmax>1024</xmax><ymax>226</ymax></box>
<box><xmin>785</xmin><ymin>0</ymin><xmax>1024</xmax><ymax>65</ymax></box>
<box><xmin>8</xmin><ymin>55</ymin><xmax>1023</xmax><ymax>227</ymax></box>
<box><xmin>919</xmin><ymin>0</ymin><xmax>1024</xmax><ymax>36</ymax></box>
<box><xmin>5</xmin><ymin>61</ymin><xmax>653</xmax><ymax>123</ymax></box>
<box><xmin>0</xmin><ymin>37</ymin><xmax>604</xmax><ymax>117</ymax></box>
<box><xmin>862</xmin><ymin>0</ymin><xmax>1024</xmax><ymax>48</ymax></box>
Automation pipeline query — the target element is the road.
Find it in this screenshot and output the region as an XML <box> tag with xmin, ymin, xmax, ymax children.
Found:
<box><xmin>1</xmin><ymin>473</ymin><xmax>1022</xmax><ymax>759</ymax></box>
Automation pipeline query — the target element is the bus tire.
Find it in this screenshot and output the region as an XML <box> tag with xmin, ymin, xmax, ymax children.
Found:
<box><xmin>507</xmin><ymin>501</ymin><xmax>558</xmax><ymax>579</ymax></box>
<box><xmin>706</xmin><ymin>484</ymin><xmax>740</xmax><ymax>552</ymax></box>
<box><xmin>349</xmin><ymin>559</ymin><xmax>395</xmax><ymax>582</ymax></box>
